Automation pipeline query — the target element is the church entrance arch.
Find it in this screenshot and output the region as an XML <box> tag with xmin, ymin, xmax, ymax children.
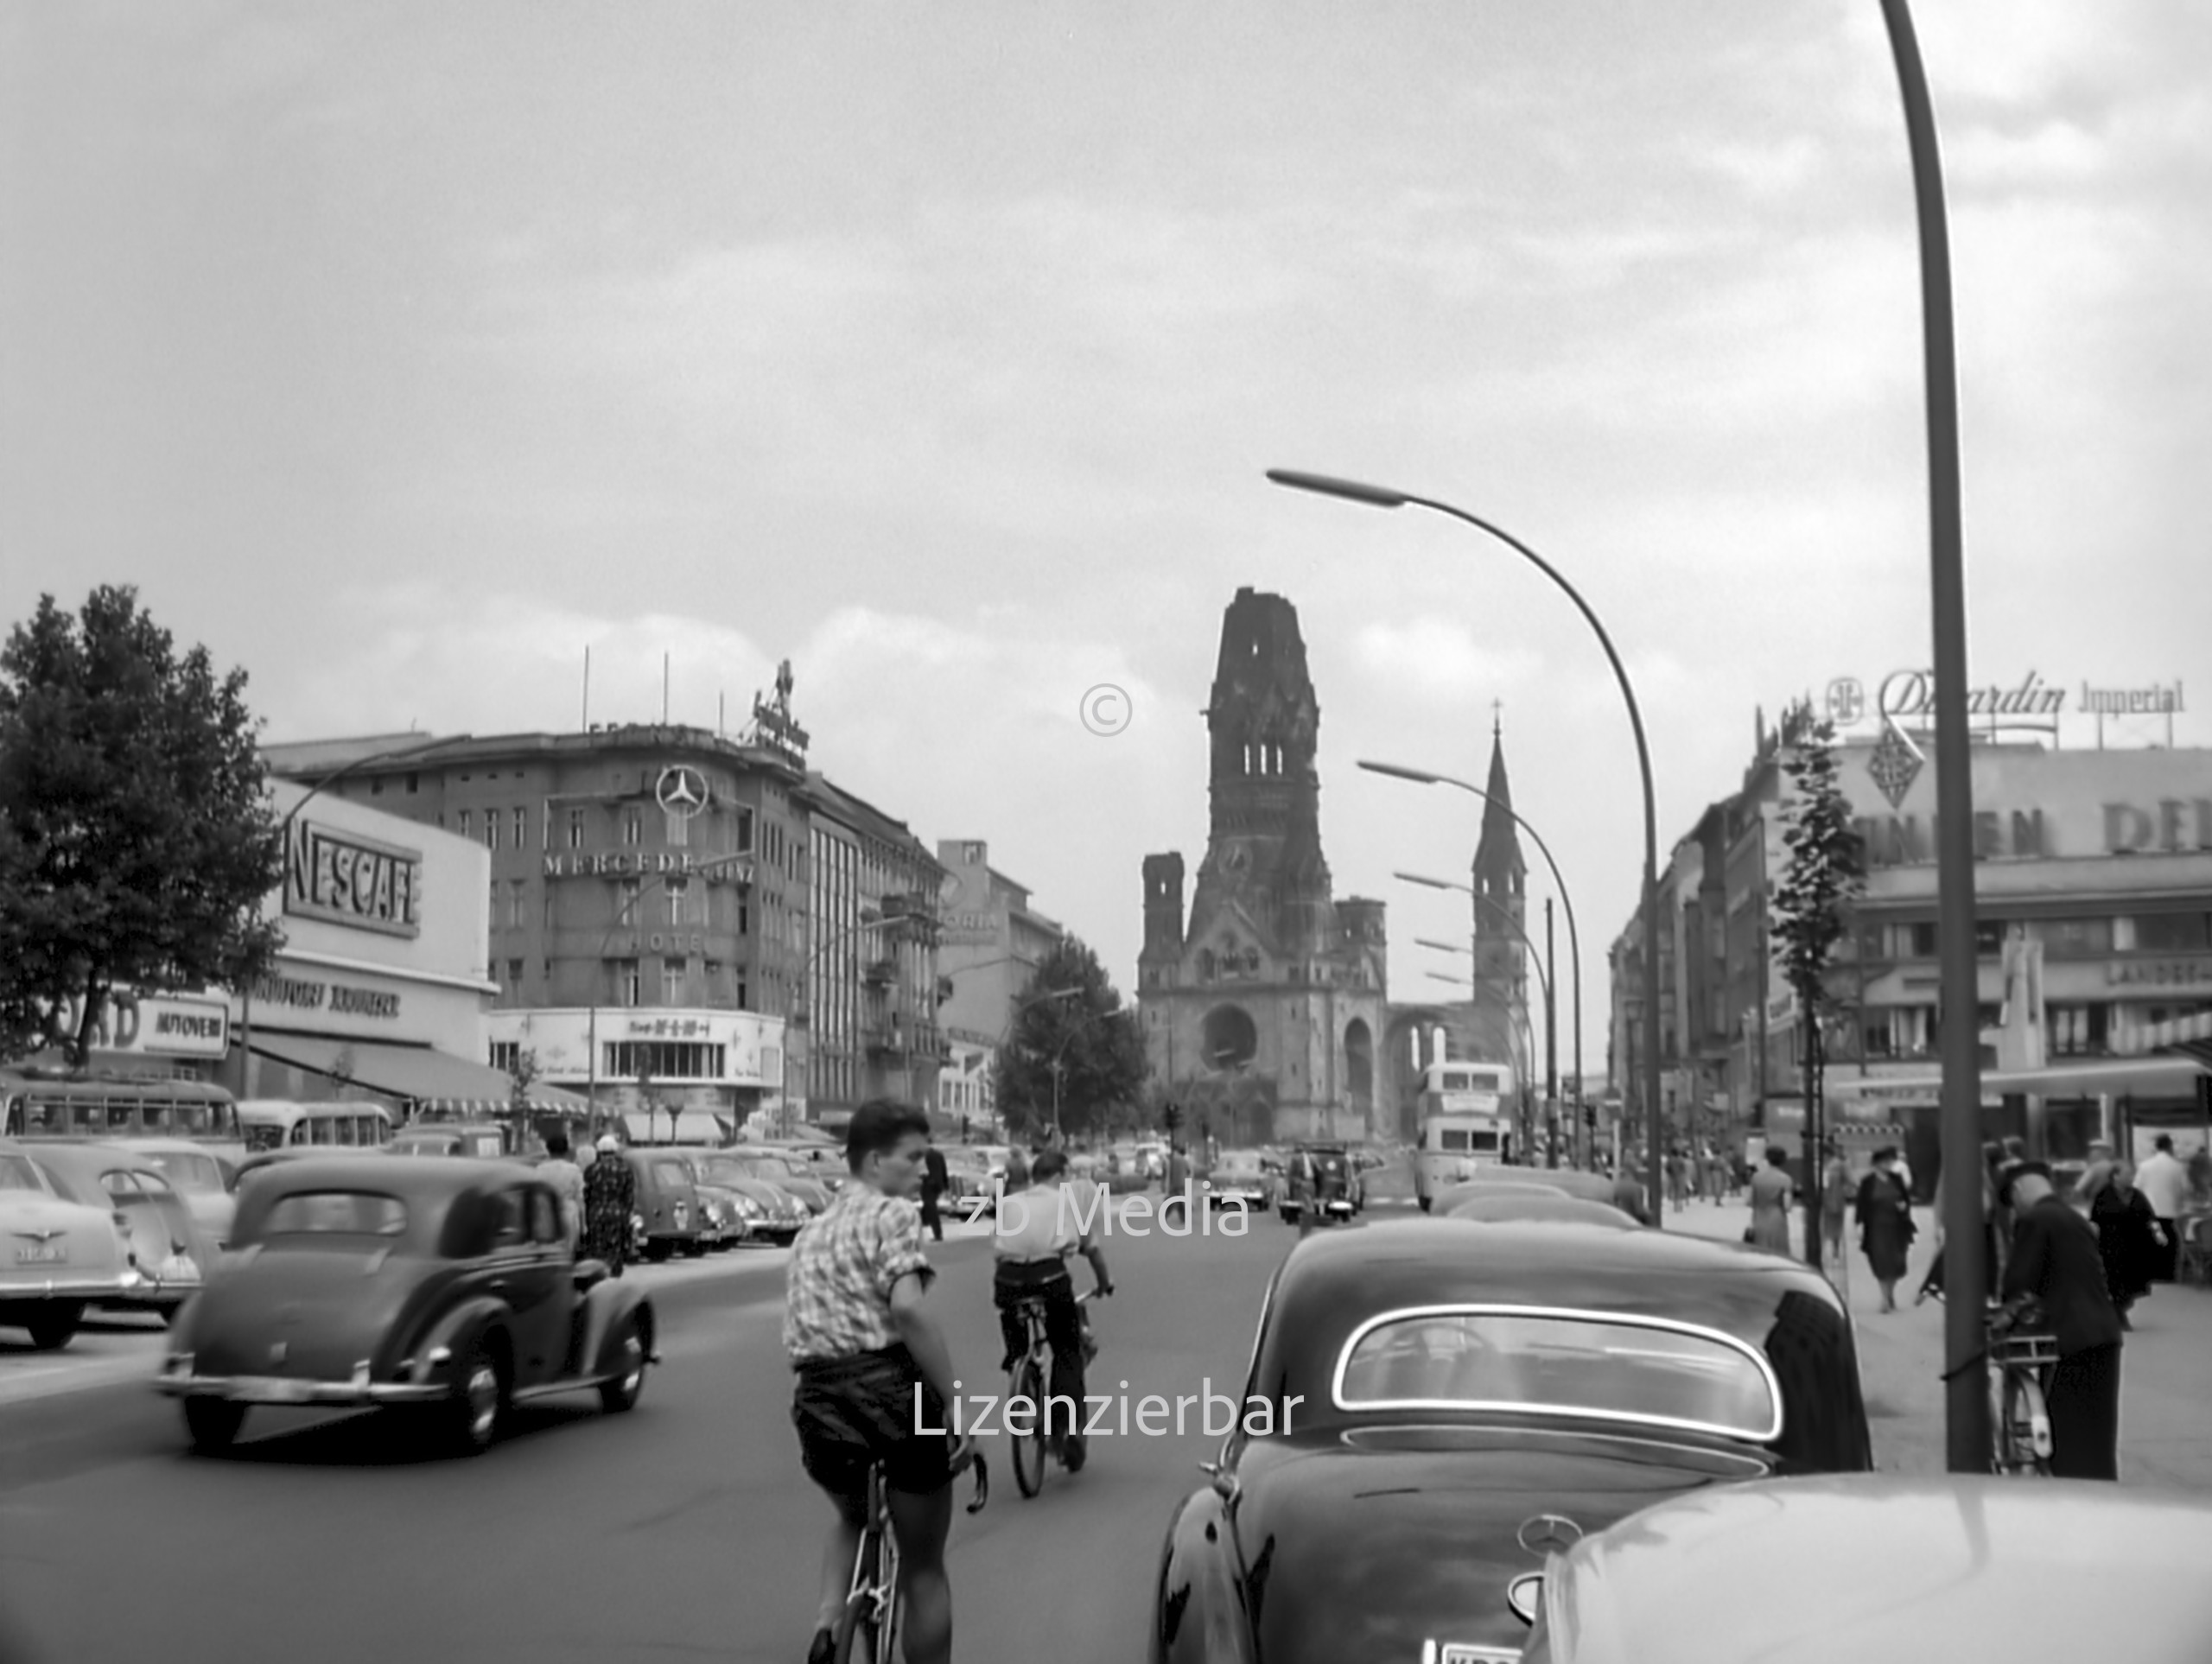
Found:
<box><xmin>1201</xmin><ymin>1004</ymin><xmax>1257</xmax><ymax>1070</ymax></box>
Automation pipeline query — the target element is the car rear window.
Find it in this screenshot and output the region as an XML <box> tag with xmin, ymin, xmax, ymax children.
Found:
<box><xmin>0</xmin><ymin>1153</ymin><xmax>48</xmax><ymax>1192</ymax></box>
<box><xmin>1335</xmin><ymin>1307</ymin><xmax>1781</xmax><ymax>1441</ymax></box>
<box><xmin>143</xmin><ymin>1152</ymin><xmax>225</xmax><ymax>1192</ymax></box>
<box><xmin>263</xmin><ymin>1191</ymin><xmax>409</xmax><ymax>1236</ymax></box>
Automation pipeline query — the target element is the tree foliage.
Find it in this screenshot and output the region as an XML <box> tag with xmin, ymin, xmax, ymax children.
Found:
<box><xmin>991</xmin><ymin>936</ymin><xmax>1147</xmax><ymax>1142</ymax></box>
<box><xmin>1769</xmin><ymin>715</ymin><xmax>1866</xmax><ymax>1268</ymax></box>
<box><xmin>0</xmin><ymin>587</ymin><xmax>285</xmax><ymax>1064</ymax></box>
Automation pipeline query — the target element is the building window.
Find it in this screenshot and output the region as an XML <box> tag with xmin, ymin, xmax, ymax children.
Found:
<box><xmin>489</xmin><ymin>1041</ymin><xmax>519</xmax><ymax>1072</ymax></box>
<box><xmin>2131</xmin><ymin>912</ymin><xmax>2211</xmax><ymax>952</ymax></box>
<box><xmin>512</xmin><ymin>880</ymin><xmax>530</xmax><ymax>930</ymax></box>
<box><xmin>506</xmin><ymin>957</ymin><xmax>524</xmax><ymax>991</ymax></box>
<box><xmin>619</xmin><ymin>877</ymin><xmax>641</xmax><ymax>924</ymax></box>
<box><xmin>1974</xmin><ymin>918</ymin><xmax>2005</xmax><ymax>956</ymax></box>
<box><xmin>666</xmin><ymin>880</ymin><xmax>689</xmax><ymax>926</ymax></box>
<box><xmin>2032</xmin><ymin>918</ymin><xmax>2113</xmax><ymax>956</ymax></box>
<box><xmin>614</xmin><ymin>959</ymin><xmax>640</xmax><ymax>1007</ymax></box>
<box><xmin>2048</xmin><ymin>1003</ymin><xmax>2108</xmax><ymax>1057</ymax></box>
<box><xmin>737</xmin><ymin>973</ymin><xmax>749</xmax><ymax>1010</ymax></box>
<box><xmin>667</xmin><ymin>809</ymin><xmax>688</xmax><ymax>847</ymax></box>
<box><xmin>406</xmin><ymin>772</ymin><xmax>419</xmax><ymax>794</ymax></box>
<box><xmin>568</xmin><ymin>808</ymin><xmax>585</xmax><ymax>849</ymax></box>
<box><xmin>459</xmin><ymin>810</ymin><xmax>472</xmax><ymax>840</ymax></box>
<box><xmin>543</xmin><ymin>890</ymin><xmax>556</xmax><ymax>930</ymax></box>
<box><xmin>513</xmin><ymin>807</ymin><xmax>527</xmax><ymax>848</ymax></box>
<box><xmin>663</xmin><ymin>958</ymin><xmax>688</xmax><ymax>1004</ymax></box>
<box><xmin>735</xmin><ymin>807</ymin><xmax>755</xmax><ymax>854</ymax></box>
<box><xmin>484</xmin><ymin>814</ymin><xmax>499</xmax><ymax>851</ymax></box>
<box><xmin>624</xmin><ymin>810</ymin><xmax>642</xmax><ymax>847</ymax></box>
<box><xmin>739</xmin><ymin>898</ymin><xmax>750</xmax><ymax>936</ymax></box>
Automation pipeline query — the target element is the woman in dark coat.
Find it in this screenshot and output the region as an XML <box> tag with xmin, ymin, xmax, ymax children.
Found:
<box><xmin>2090</xmin><ymin>1159</ymin><xmax>2161</xmax><ymax>1329</ymax></box>
<box><xmin>582</xmin><ymin>1135</ymin><xmax>637</xmax><ymax>1275</ymax></box>
<box><xmin>1855</xmin><ymin>1146</ymin><xmax>1916</xmax><ymax>1312</ymax></box>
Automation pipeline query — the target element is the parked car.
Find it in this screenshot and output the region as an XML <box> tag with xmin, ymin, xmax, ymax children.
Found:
<box><xmin>672</xmin><ymin>1150</ymin><xmax>808</xmax><ymax>1244</ymax></box>
<box><xmin>390</xmin><ymin>1122</ymin><xmax>510</xmax><ymax>1159</ymax></box>
<box><xmin>616</xmin><ymin>1147</ymin><xmax>705</xmax><ymax>1261</ymax></box>
<box><xmin>1147</xmin><ymin>1217</ymin><xmax>1872</xmax><ymax>1664</ymax></box>
<box><xmin>156</xmin><ymin>1155</ymin><xmax>654</xmax><ymax>1455</ymax></box>
<box><xmin>725</xmin><ymin>1148</ymin><xmax>834</xmax><ymax>1213</ymax></box>
<box><xmin>0</xmin><ymin>1140</ymin><xmax>145</xmax><ymax>1349</ymax></box>
<box><xmin>112</xmin><ymin>1136</ymin><xmax>238</xmax><ymax>1247</ymax></box>
<box><xmin>28</xmin><ymin>1143</ymin><xmax>215</xmax><ymax>1318</ymax></box>
<box><xmin>1513</xmin><ymin>1476</ymin><xmax>2212</xmax><ymax>1664</ymax></box>
<box><xmin>1200</xmin><ymin>1148</ymin><xmax>1279</xmax><ymax>1212</ymax></box>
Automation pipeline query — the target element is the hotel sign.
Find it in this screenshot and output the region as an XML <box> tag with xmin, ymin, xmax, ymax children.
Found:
<box><xmin>285</xmin><ymin>819</ymin><xmax>422</xmax><ymax>938</ymax></box>
<box><xmin>543</xmin><ymin>851</ymin><xmax>754</xmax><ymax>881</ymax></box>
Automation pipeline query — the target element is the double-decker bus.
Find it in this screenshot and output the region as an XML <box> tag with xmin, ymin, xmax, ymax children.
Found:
<box><xmin>1414</xmin><ymin>1060</ymin><xmax>1516</xmax><ymax>1211</ymax></box>
<box><xmin>0</xmin><ymin>1067</ymin><xmax>245</xmax><ymax>1164</ymax></box>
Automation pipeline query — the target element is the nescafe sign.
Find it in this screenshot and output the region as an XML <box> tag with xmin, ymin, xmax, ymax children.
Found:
<box><xmin>285</xmin><ymin>819</ymin><xmax>423</xmax><ymax>938</ymax></box>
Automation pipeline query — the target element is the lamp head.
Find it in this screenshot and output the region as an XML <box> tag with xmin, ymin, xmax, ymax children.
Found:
<box><xmin>1359</xmin><ymin>759</ymin><xmax>1445</xmax><ymax>786</ymax></box>
<box><xmin>1266</xmin><ymin>469</ymin><xmax>1408</xmax><ymax>509</ymax></box>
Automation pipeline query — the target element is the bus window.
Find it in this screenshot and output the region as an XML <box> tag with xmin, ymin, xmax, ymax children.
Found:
<box><xmin>27</xmin><ymin>1097</ymin><xmax>68</xmax><ymax>1135</ymax></box>
<box><xmin>1440</xmin><ymin>1129</ymin><xmax>1471</xmax><ymax>1152</ymax></box>
<box><xmin>1443</xmin><ymin>1072</ymin><xmax>1469</xmax><ymax>1090</ymax></box>
<box><xmin>105</xmin><ymin>1101</ymin><xmax>138</xmax><ymax>1134</ymax></box>
<box><xmin>69</xmin><ymin>1100</ymin><xmax>104</xmax><ymax>1134</ymax></box>
<box><xmin>176</xmin><ymin>1101</ymin><xmax>211</xmax><ymax>1134</ymax></box>
<box><xmin>1470</xmin><ymin>1130</ymin><xmax>1500</xmax><ymax>1153</ymax></box>
<box><xmin>338</xmin><ymin>1116</ymin><xmax>361</xmax><ymax>1146</ymax></box>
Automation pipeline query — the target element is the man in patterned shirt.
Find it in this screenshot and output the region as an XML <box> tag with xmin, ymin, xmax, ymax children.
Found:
<box><xmin>786</xmin><ymin>1100</ymin><xmax>972</xmax><ymax>1664</ymax></box>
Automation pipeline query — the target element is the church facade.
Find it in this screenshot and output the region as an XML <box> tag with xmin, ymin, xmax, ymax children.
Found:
<box><xmin>1136</xmin><ymin>588</ymin><xmax>1386</xmax><ymax>1145</ymax></box>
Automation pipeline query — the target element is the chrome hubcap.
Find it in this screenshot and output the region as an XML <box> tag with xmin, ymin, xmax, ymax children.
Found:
<box><xmin>466</xmin><ymin>1362</ymin><xmax>499</xmax><ymax>1439</ymax></box>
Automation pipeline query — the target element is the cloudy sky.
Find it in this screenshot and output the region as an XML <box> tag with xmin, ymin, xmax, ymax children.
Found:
<box><xmin>3</xmin><ymin>0</ymin><xmax>2204</xmax><ymax>1081</ymax></box>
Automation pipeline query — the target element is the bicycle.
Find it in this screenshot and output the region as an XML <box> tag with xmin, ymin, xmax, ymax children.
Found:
<box><xmin>1007</xmin><ymin>1285</ymin><xmax>1104</xmax><ymax>1498</ymax></box>
<box><xmin>831</xmin><ymin>1440</ymin><xmax>988</xmax><ymax>1664</ymax></box>
<box><xmin>1986</xmin><ymin>1312</ymin><xmax>2057</xmax><ymax>1477</ymax></box>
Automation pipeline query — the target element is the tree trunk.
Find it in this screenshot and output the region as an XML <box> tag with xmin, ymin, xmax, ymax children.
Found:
<box><xmin>69</xmin><ymin>971</ymin><xmax>105</xmax><ymax>1070</ymax></box>
<box><xmin>1801</xmin><ymin>1008</ymin><xmax>1821</xmax><ymax>1272</ymax></box>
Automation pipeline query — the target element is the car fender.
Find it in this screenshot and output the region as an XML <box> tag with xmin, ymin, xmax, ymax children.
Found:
<box><xmin>1150</xmin><ymin>1486</ymin><xmax>1257</xmax><ymax>1664</ymax></box>
<box><xmin>578</xmin><ymin>1280</ymin><xmax>653</xmax><ymax>1375</ymax></box>
<box><xmin>409</xmin><ymin>1296</ymin><xmax>513</xmax><ymax>1385</ymax></box>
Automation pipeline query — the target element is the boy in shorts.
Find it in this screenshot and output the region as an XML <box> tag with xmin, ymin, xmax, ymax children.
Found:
<box><xmin>786</xmin><ymin>1101</ymin><xmax>973</xmax><ymax>1664</ymax></box>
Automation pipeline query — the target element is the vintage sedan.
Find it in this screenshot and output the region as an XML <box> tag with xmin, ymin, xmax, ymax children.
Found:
<box><xmin>1515</xmin><ymin>1476</ymin><xmax>2212</xmax><ymax>1664</ymax></box>
<box><xmin>1148</xmin><ymin>1219</ymin><xmax>1871</xmax><ymax>1664</ymax></box>
<box><xmin>112</xmin><ymin>1136</ymin><xmax>238</xmax><ymax>1246</ymax></box>
<box><xmin>1202</xmin><ymin>1149</ymin><xmax>1281</xmax><ymax>1213</ymax></box>
<box><xmin>156</xmin><ymin>1156</ymin><xmax>654</xmax><ymax>1455</ymax></box>
<box><xmin>29</xmin><ymin>1143</ymin><xmax>215</xmax><ymax>1316</ymax></box>
<box><xmin>1</xmin><ymin>1140</ymin><xmax>145</xmax><ymax>1349</ymax></box>
<box><xmin>1432</xmin><ymin>1167</ymin><xmax>1622</xmax><ymax>1213</ymax></box>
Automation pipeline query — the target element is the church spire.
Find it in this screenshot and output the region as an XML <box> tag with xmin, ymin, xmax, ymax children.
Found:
<box><xmin>1472</xmin><ymin>715</ymin><xmax>1524</xmax><ymax>898</ymax></box>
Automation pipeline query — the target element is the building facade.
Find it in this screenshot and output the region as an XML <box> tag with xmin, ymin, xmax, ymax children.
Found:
<box><xmin>1136</xmin><ymin>588</ymin><xmax>1387</xmax><ymax>1145</ymax></box>
<box><xmin>932</xmin><ymin>838</ymin><xmax>1064</xmax><ymax>1135</ymax></box>
<box><xmin>1611</xmin><ymin>704</ymin><xmax>2212</xmax><ymax>1182</ymax></box>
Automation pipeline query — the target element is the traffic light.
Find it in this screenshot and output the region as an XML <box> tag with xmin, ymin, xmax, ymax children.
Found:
<box><xmin>1163</xmin><ymin>1101</ymin><xmax>1184</xmax><ymax>1137</ymax></box>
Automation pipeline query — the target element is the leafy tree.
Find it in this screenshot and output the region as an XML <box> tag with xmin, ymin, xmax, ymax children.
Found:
<box><xmin>992</xmin><ymin>936</ymin><xmax>1147</xmax><ymax>1143</ymax></box>
<box><xmin>0</xmin><ymin>587</ymin><xmax>284</xmax><ymax>1065</ymax></box>
<box><xmin>1769</xmin><ymin>715</ymin><xmax>1866</xmax><ymax>1271</ymax></box>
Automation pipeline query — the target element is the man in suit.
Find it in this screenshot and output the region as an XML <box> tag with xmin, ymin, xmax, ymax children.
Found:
<box><xmin>1999</xmin><ymin>1160</ymin><xmax>2125</xmax><ymax>1480</ymax></box>
<box><xmin>918</xmin><ymin>1142</ymin><xmax>950</xmax><ymax>1242</ymax></box>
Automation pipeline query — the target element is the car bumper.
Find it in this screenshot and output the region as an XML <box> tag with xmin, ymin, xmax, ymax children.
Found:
<box><xmin>153</xmin><ymin>1368</ymin><xmax>445</xmax><ymax>1407</ymax></box>
<box><xmin>2</xmin><ymin>1271</ymin><xmax>142</xmax><ymax>1301</ymax></box>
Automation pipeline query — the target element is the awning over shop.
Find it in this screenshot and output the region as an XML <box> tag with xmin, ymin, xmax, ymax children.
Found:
<box><xmin>2113</xmin><ymin>1008</ymin><xmax>2212</xmax><ymax>1062</ymax></box>
<box><xmin>621</xmin><ymin>1110</ymin><xmax>729</xmax><ymax>1145</ymax></box>
<box><xmin>248</xmin><ymin>1035</ymin><xmax>569</xmax><ymax>1109</ymax></box>
<box><xmin>1830</xmin><ymin>1054</ymin><xmax>2208</xmax><ymax>1103</ymax></box>
<box><xmin>415</xmin><ymin>1093</ymin><xmax>590</xmax><ymax>1121</ymax></box>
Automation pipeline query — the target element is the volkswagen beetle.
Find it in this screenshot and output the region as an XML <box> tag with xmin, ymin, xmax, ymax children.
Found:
<box><xmin>156</xmin><ymin>1155</ymin><xmax>654</xmax><ymax>1456</ymax></box>
<box><xmin>1516</xmin><ymin>1476</ymin><xmax>2212</xmax><ymax>1664</ymax></box>
<box><xmin>1149</xmin><ymin>1219</ymin><xmax>1871</xmax><ymax>1664</ymax></box>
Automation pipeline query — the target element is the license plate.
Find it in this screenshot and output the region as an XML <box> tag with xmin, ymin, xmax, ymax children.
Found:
<box><xmin>235</xmin><ymin>1376</ymin><xmax>317</xmax><ymax>1404</ymax></box>
<box><xmin>13</xmin><ymin>1246</ymin><xmax>66</xmax><ymax>1265</ymax></box>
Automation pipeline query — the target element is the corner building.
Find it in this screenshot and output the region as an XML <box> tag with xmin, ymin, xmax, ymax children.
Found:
<box><xmin>1136</xmin><ymin>588</ymin><xmax>1385</xmax><ymax>1145</ymax></box>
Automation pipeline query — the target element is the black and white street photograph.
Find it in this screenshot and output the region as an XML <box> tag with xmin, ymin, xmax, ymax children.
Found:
<box><xmin>3</xmin><ymin>3</ymin><xmax>2209</xmax><ymax>1661</ymax></box>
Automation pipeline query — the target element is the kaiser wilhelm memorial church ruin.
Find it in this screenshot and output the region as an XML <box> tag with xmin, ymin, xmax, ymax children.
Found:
<box><xmin>1137</xmin><ymin>587</ymin><xmax>1529</xmax><ymax>1144</ymax></box>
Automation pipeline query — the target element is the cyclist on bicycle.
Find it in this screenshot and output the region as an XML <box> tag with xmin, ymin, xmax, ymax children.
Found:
<box><xmin>993</xmin><ymin>1148</ymin><xmax>1112</xmax><ymax>1470</ymax></box>
<box><xmin>785</xmin><ymin>1101</ymin><xmax>976</xmax><ymax>1664</ymax></box>
<box><xmin>1996</xmin><ymin>1159</ymin><xmax>2125</xmax><ymax>1480</ymax></box>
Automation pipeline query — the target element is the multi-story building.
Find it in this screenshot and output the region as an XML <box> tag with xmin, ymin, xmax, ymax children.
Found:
<box><xmin>1611</xmin><ymin>702</ymin><xmax>2212</xmax><ymax>1184</ymax></box>
<box><xmin>797</xmin><ymin>777</ymin><xmax>950</xmax><ymax>1127</ymax></box>
<box><xmin>932</xmin><ymin>839</ymin><xmax>1064</xmax><ymax>1136</ymax></box>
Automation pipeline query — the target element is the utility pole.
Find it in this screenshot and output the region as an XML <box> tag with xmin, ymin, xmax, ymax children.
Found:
<box><xmin>1545</xmin><ymin>899</ymin><xmax>1560</xmax><ymax>1168</ymax></box>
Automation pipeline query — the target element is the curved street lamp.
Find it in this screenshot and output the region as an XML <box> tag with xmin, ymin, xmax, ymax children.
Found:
<box><xmin>1270</xmin><ymin>469</ymin><xmax>1664</xmax><ymax>1222</ymax></box>
<box><xmin>1373</xmin><ymin>760</ymin><xmax>1586</xmax><ymax>1165</ymax></box>
<box><xmin>240</xmin><ymin>734</ymin><xmax>474</xmax><ymax>1099</ymax></box>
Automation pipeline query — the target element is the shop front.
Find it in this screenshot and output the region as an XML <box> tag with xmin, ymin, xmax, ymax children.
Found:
<box><xmin>28</xmin><ymin>986</ymin><xmax>234</xmax><ymax>1081</ymax></box>
<box><xmin>485</xmin><ymin>1007</ymin><xmax>785</xmax><ymax>1142</ymax></box>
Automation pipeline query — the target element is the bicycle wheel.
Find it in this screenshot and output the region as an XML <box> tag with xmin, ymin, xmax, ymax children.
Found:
<box><xmin>830</xmin><ymin>1579</ymin><xmax>880</xmax><ymax>1664</ymax></box>
<box><xmin>873</xmin><ymin>1524</ymin><xmax>901</xmax><ymax>1664</ymax></box>
<box><xmin>1011</xmin><ymin>1356</ymin><xmax>1047</xmax><ymax>1498</ymax></box>
<box><xmin>2003</xmin><ymin>1370</ymin><xmax>2053</xmax><ymax>1477</ymax></box>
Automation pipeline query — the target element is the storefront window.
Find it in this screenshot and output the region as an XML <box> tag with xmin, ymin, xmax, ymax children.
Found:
<box><xmin>2047</xmin><ymin>1003</ymin><xmax>2108</xmax><ymax>1056</ymax></box>
<box><xmin>2130</xmin><ymin>912</ymin><xmax>2211</xmax><ymax>952</ymax></box>
<box><xmin>2031</xmin><ymin>918</ymin><xmax>2112</xmax><ymax>956</ymax></box>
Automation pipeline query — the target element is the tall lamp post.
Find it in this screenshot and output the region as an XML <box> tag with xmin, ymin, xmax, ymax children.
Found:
<box><xmin>1878</xmin><ymin>0</ymin><xmax>1984</xmax><ymax>1472</ymax></box>
<box><xmin>241</xmin><ymin>734</ymin><xmax>474</xmax><ymax>1100</ymax></box>
<box><xmin>1269</xmin><ymin>467</ymin><xmax>1662</xmax><ymax>1222</ymax></box>
<box><xmin>1040</xmin><ymin>1005</ymin><xmax>1124</xmax><ymax>1145</ymax></box>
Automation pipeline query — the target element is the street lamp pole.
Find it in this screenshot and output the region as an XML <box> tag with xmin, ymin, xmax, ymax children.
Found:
<box><xmin>1878</xmin><ymin>0</ymin><xmax>1984</xmax><ymax>1472</ymax></box>
<box><xmin>242</xmin><ymin>734</ymin><xmax>474</xmax><ymax>1101</ymax></box>
<box><xmin>1272</xmin><ymin>471</ymin><xmax>1662</xmax><ymax>1223</ymax></box>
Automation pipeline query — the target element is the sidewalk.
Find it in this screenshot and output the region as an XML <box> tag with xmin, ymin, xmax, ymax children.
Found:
<box><xmin>1663</xmin><ymin>1197</ymin><xmax>2212</xmax><ymax>1488</ymax></box>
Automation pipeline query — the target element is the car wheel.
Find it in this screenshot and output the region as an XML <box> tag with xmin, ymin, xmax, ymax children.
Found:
<box><xmin>23</xmin><ymin>1302</ymin><xmax>82</xmax><ymax>1350</ymax></box>
<box><xmin>184</xmin><ymin>1398</ymin><xmax>246</xmax><ymax>1454</ymax></box>
<box><xmin>1418</xmin><ymin>1197</ymin><xmax>1433</xmax><ymax>1214</ymax></box>
<box><xmin>445</xmin><ymin>1336</ymin><xmax>507</xmax><ymax>1456</ymax></box>
<box><xmin>598</xmin><ymin>1314</ymin><xmax>647</xmax><ymax>1413</ymax></box>
<box><xmin>644</xmin><ymin>1240</ymin><xmax>673</xmax><ymax>1263</ymax></box>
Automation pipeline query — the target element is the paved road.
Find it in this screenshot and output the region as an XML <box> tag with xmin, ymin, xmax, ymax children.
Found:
<box><xmin>0</xmin><ymin>1198</ymin><xmax>1294</xmax><ymax>1664</ymax></box>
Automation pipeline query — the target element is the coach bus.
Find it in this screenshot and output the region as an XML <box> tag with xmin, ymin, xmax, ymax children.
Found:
<box><xmin>0</xmin><ymin>1067</ymin><xmax>245</xmax><ymax>1163</ymax></box>
<box><xmin>1413</xmin><ymin>1060</ymin><xmax>1516</xmax><ymax>1211</ymax></box>
<box><xmin>236</xmin><ymin>1099</ymin><xmax>397</xmax><ymax>1153</ymax></box>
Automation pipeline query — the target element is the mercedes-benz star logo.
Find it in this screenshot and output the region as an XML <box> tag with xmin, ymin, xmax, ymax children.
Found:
<box><xmin>1516</xmin><ymin>1514</ymin><xmax>1584</xmax><ymax>1557</ymax></box>
<box><xmin>656</xmin><ymin>765</ymin><xmax>709</xmax><ymax>819</ymax></box>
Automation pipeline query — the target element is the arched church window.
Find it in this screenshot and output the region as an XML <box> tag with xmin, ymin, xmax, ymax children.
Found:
<box><xmin>1198</xmin><ymin>949</ymin><xmax>1216</xmax><ymax>981</ymax></box>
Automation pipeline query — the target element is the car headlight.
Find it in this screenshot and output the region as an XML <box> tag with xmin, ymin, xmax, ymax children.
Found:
<box><xmin>732</xmin><ymin>1196</ymin><xmax>763</xmax><ymax>1220</ymax></box>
